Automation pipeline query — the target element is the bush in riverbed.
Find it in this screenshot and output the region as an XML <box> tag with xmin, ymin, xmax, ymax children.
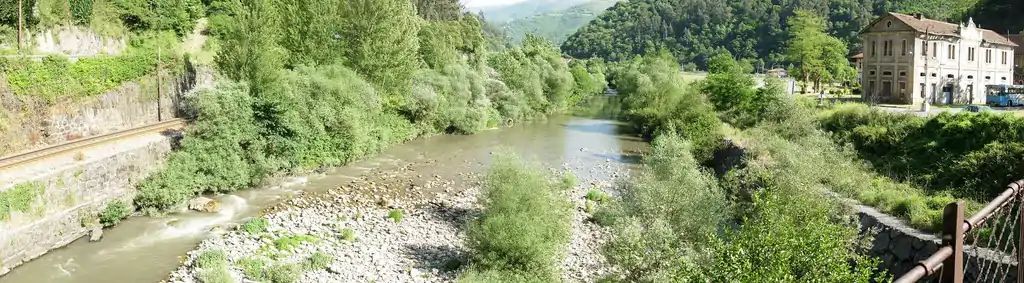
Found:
<box><xmin>194</xmin><ymin>249</ymin><xmax>232</xmax><ymax>283</ymax></box>
<box><xmin>99</xmin><ymin>201</ymin><xmax>131</xmax><ymax>227</ymax></box>
<box><xmin>388</xmin><ymin>209</ymin><xmax>405</xmax><ymax>223</ymax></box>
<box><xmin>242</xmin><ymin>217</ymin><xmax>269</xmax><ymax>234</ymax></box>
<box><xmin>300</xmin><ymin>251</ymin><xmax>333</xmax><ymax>271</ymax></box>
<box><xmin>462</xmin><ymin>153</ymin><xmax>572</xmax><ymax>282</ymax></box>
<box><xmin>601</xmin><ymin>134</ymin><xmax>727</xmax><ymax>282</ymax></box>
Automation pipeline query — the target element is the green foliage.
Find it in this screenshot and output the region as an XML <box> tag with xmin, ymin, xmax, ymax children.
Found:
<box><xmin>584</xmin><ymin>189</ymin><xmax>609</xmax><ymax>204</ymax></box>
<box><xmin>273</xmin><ymin>234</ymin><xmax>318</xmax><ymax>251</ymax></box>
<box><xmin>98</xmin><ymin>201</ymin><xmax>130</xmax><ymax>227</ymax></box>
<box><xmin>194</xmin><ymin>249</ymin><xmax>234</xmax><ymax>283</ymax></box>
<box><xmin>115</xmin><ymin>0</ymin><xmax>205</xmax><ymax>35</ymax></box>
<box><xmin>462</xmin><ymin>153</ymin><xmax>571</xmax><ymax>282</ymax></box>
<box><xmin>340</xmin><ymin>227</ymin><xmax>356</xmax><ymax>241</ymax></box>
<box><xmin>214</xmin><ymin>0</ymin><xmax>287</xmax><ymax>96</ymax></box>
<box><xmin>613</xmin><ymin>53</ymin><xmax>722</xmax><ymax>160</ymax></box>
<box><xmin>602</xmin><ymin>134</ymin><xmax>727</xmax><ymax>282</ymax></box>
<box><xmin>335</xmin><ymin>0</ymin><xmax>421</xmax><ymax>106</ymax></box>
<box><xmin>559</xmin><ymin>0</ymin><xmax>989</xmax><ymax>69</ymax></box>
<box><xmin>300</xmin><ymin>251</ymin><xmax>333</xmax><ymax>271</ymax></box>
<box><xmin>819</xmin><ymin>103</ymin><xmax>1024</xmax><ymax>201</ymax></box>
<box><xmin>69</xmin><ymin>0</ymin><xmax>94</xmax><ymax>25</ymax></box>
<box><xmin>0</xmin><ymin>181</ymin><xmax>45</xmax><ymax>222</ymax></box>
<box><xmin>785</xmin><ymin>10</ymin><xmax>856</xmax><ymax>87</ymax></box>
<box><xmin>387</xmin><ymin>209</ymin><xmax>404</xmax><ymax>223</ymax></box>
<box><xmin>242</xmin><ymin>217</ymin><xmax>269</xmax><ymax>234</ymax></box>
<box><xmin>4</xmin><ymin>36</ymin><xmax>175</xmax><ymax>103</ymax></box>
<box><xmin>265</xmin><ymin>262</ymin><xmax>301</xmax><ymax>283</ymax></box>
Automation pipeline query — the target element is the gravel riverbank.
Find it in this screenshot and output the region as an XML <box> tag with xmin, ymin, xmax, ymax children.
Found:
<box><xmin>166</xmin><ymin>154</ymin><xmax>633</xmax><ymax>283</ymax></box>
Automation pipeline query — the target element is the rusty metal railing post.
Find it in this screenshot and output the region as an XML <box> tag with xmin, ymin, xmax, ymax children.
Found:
<box><xmin>1017</xmin><ymin>181</ymin><xmax>1024</xmax><ymax>283</ymax></box>
<box><xmin>942</xmin><ymin>201</ymin><xmax>965</xmax><ymax>283</ymax></box>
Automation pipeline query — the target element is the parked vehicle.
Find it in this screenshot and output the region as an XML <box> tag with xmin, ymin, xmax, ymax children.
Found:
<box><xmin>963</xmin><ymin>105</ymin><xmax>993</xmax><ymax>113</ymax></box>
<box><xmin>985</xmin><ymin>84</ymin><xmax>1024</xmax><ymax>106</ymax></box>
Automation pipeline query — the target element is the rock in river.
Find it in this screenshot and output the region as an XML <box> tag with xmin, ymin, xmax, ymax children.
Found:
<box><xmin>188</xmin><ymin>197</ymin><xmax>222</xmax><ymax>213</ymax></box>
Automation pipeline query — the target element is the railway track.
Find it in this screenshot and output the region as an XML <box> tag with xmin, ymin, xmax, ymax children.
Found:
<box><xmin>0</xmin><ymin>119</ymin><xmax>186</xmax><ymax>170</ymax></box>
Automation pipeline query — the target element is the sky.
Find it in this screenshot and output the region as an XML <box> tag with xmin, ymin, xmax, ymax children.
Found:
<box><xmin>462</xmin><ymin>0</ymin><xmax>528</xmax><ymax>8</ymax></box>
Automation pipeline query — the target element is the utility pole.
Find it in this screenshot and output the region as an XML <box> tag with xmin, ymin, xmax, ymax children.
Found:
<box><xmin>923</xmin><ymin>25</ymin><xmax>932</xmax><ymax>113</ymax></box>
<box><xmin>157</xmin><ymin>46</ymin><xmax>162</xmax><ymax>121</ymax></box>
<box><xmin>17</xmin><ymin>0</ymin><xmax>23</xmax><ymax>54</ymax></box>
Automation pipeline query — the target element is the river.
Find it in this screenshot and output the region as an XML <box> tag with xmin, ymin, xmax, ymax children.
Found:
<box><xmin>0</xmin><ymin>99</ymin><xmax>644</xmax><ymax>283</ymax></box>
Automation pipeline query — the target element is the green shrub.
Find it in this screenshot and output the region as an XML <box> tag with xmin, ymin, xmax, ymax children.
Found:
<box><xmin>237</xmin><ymin>257</ymin><xmax>268</xmax><ymax>281</ymax></box>
<box><xmin>602</xmin><ymin>135</ymin><xmax>727</xmax><ymax>281</ymax></box>
<box><xmin>584</xmin><ymin>189</ymin><xmax>609</xmax><ymax>204</ymax></box>
<box><xmin>266</xmin><ymin>263</ymin><xmax>301</xmax><ymax>283</ymax></box>
<box><xmin>273</xmin><ymin>234</ymin><xmax>318</xmax><ymax>251</ymax></box>
<box><xmin>194</xmin><ymin>249</ymin><xmax>229</xmax><ymax>269</ymax></box>
<box><xmin>462</xmin><ymin>153</ymin><xmax>571</xmax><ymax>282</ymax></box>
<box><xmin>300</xmin><ymin>251</ymin><xmax>333</xmax><ymax>271</ymax></box>
<box><xmin>196</xmin><ymin>267</ymin><xmax>233</xmax><ymax>283</ymax></box>
<box><xmin>0</xmin><ymin>181</ymin><xmax>45</xmax><ymax>221</ymax></box>
<box><xmin>388</xmin><ymin>209</ymin><xmax>404</xmax><ymax>223</ymax></box>
<box><xmin>339</xmin><ymin>228</ymin><xmax>356</xmax><ymax>241</ymax></box>
<box><xmin>242</xmin><ymin>217</ymin><xmax>270</xmax><ymax>234</ymax></box>
<box><xmin>99</xmin><ymin>201</ymin><xmax>130</xmax><ymax>227</ymax></box>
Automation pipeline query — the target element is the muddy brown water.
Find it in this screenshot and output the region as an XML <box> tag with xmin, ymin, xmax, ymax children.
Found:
<box><xmin>0</xmin><ymin>101</ymin><xmax>646</xmax><ymax>283</ymax></box>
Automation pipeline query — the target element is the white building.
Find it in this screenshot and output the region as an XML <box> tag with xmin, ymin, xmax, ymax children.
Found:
<box><xmin>859</xmin><ymin>12</ymin><xmax>1018</xmax><ymax>105</ymax></box>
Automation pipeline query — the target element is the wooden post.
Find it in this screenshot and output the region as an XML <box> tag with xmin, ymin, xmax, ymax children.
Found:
<box><xmin>941</xmin><ymin>201</ymin><xmax>965</xmax><ymax>283</ymax></box>
<box><xmin>17</xmin><ymin>0</ymin><xmax>23</xmax><ymax>54</ymax></box>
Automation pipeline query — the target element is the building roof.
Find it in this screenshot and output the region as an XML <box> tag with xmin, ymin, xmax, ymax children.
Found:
<box><xmin>866</xmin><ymin>12</ymin><xmax>1018</xmax><ymax>47</ymax></box>
<box><xmin>851</xmin><ymin>53</ymin><xmax>864</xmax><ymax>59</ymax></box>
<box><xmin>1008</xmin><ymin>34</ymin><xmax>1023</xmax><ymax>53</ymax></box>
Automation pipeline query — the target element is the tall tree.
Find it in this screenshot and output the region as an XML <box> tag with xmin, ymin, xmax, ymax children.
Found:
<box><xmin>215</xmin><ymin>0</ymin><xmax>286</xmax><ymax>96</ymax></box>
<box><xmin>336</xmin><ymin>0</ymin><xmax>421</xmax><ymax>107</ymax></box>
<box><xmin>785</xmin><ymin>10</ymin><xmax>855</xmax><ymax>92</ymax></box>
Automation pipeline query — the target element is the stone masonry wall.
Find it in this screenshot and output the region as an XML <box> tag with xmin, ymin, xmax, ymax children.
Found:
<box><xmin>0</xmin><ymin>135</ymin><xmax>174</xmax><ymax>275</ymax></box>
<box><xmin>857</xmin><ymin>203</ymin><xmax>1018</xmax><ymax>282</ymax></box>
<box><xmin>0</xmin><ymin>65</ymin><xmax>213</xmax><ymax>156</ymax></box>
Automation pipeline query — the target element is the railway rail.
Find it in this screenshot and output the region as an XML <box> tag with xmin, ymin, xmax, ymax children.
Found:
<box><xmin>0</xmin><ymin>119</ymin><xmax>186</xmax><ymax>170</ymax></box>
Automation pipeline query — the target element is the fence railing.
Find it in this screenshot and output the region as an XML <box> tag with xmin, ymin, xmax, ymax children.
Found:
<box><xmin>893</xmin><ymin>180</ymin><xmax>1024</xmax><ymax>283</ymax></box>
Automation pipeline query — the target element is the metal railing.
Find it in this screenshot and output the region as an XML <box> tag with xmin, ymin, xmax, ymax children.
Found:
<box><xmin>893</xmin><ymin>180</ymin><xmax>1024</xmax><ymax>283</ymax></box>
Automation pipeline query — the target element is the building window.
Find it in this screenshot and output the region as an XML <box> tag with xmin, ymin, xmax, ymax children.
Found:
<box><xmin>968</xmin><ymin>75</ymin><xmax>974</xmax><ymax>79</ymax></box>
<box><xmin>1002</xmin><ymin>51</ymin><xmax>1008</xmax><ymax>65</ymax></box>
<box><xmin>884</xmin><ymin>40</ymin><xmax>893</xmax><ymax>56</ymax></box>
<box><xmin>886</xmin><ymin>21</ymin><xmax>892</xmax><ymax>28</ymax></box>
<box><xmin>899</xmin><ymin>71</ymin><xmax>907</xmax><ymax>77</ymax></box>
<box><xmin>986</xmin><ymin>49</ymin><xmax>992</xmax><ymax>63</ymax></box>
<box><xmin>968</xmin><ymin>47</ymin><xmax>975</xmax><ymax>61</ymax></box>
<box><xmin>948</xmin><ymin>44</ymin><xmax>956</xmax><ymax>59</ymax></box>
<box><xmin>901</xmin><ymin>40</ymin><xmax>907</xmax><ymax>56</ymax></box>
<box><xmin>870</xmin><ymin>71</ymin><xmax>876</xmax><ymax>75</ymax></box>
<box><xmin>933</xmin><ymin>43</ymin><xmax>938</xmax><ymax>58</ymax></box>
<box><xmin>985</xmin><ymin>76</ymin><xmax>992</xmax><ymax>80</ymax></box>
<box><xmin>1003</xmin><ymin>77</ymin><xmax>1008</xmax><ymax>81</ymax></box>
<box><xmin>899</xmin><ymin>82</ymin><xmax>906</xmax><ymax>95</ymax></box>
<box><xmin>883</xmin><ymin>71</ymin><xmax>893</xmax><ymax>76</ymax></box>
<box><xmin>922</xmin><ymin>41</ymin><xmax>929</xmax><ymax>56</ymax></box>
<box><xmin>869</xmin><ymin>81</ymin><xmax>876</xmax><ymax>95</ymax></box>
<box><xmin>920</xmin><ymin>72</ymin><xmax>926</xmax><ymax>76</ymax></box>
<box><xmin>871</xmin><ymin>41</ymin><xmax>877</xmax><ymax>56</ymax></box>
<box><xmin>947</xmin><ymin>74</ymin><xmax>955</xmax><ymax>79</ymax></box>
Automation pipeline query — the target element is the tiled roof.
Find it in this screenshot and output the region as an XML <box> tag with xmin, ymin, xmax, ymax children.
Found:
<box><xmin>851</xmin><ymin>53</ymin><xmax>864</xmax><ymax>59</ymax></box>
<box><xmin>886</xmin><ymin>12</ymin><xmax>1018</xmax><ymax>47</ymax></box>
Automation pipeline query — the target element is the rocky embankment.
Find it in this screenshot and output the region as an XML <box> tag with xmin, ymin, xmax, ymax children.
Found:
<box><xmin>166</xmin><ymin>154</ymin><xmax>632</xmax><ymax>283</ymax></box>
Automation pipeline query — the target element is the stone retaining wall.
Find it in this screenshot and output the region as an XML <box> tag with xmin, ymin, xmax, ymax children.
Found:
<box><xmin>0</xmin><ymin>135</ymin><xmax>175</xmax><ymax>276</ymax></box>
<box><xmin>856</xmin><ymin>203</ymin><xmax>1018</xmax><ymax>282</ymax></box>
<box><xmin>0</xmin><ymin>65</ymin><xmax>213</xmax><ymax>156</ymax></box>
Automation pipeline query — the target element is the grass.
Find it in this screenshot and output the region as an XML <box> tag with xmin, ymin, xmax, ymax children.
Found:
<box><xmin>237</xmin><ymin>257</ymin><xmax>302</xmax><ymax>283</ymax></box>
<box><xmin>242</xmin><ymin>217</ymin><xmax>269</xmax><ymax>234</ymax></box>
<box><xmin>387</xmin><ymin>209</ymin><xmax>404</xmax><ymax>223</ymax></box>
<box><xmin>461</xmin><ymin>153</ymin><xmax>572</xmax><ymax>282</ymax></box>
<box><xmin>273</xmin><ymin>234</ymin><xmax>318</xmax><ymax>251</ymax></box>
<box><xmin>98</xmin><ymin>201</ymin><xmax>130</xmax><ymax>227</ymax></box>
<box><xmin>339</xmin><ymin>228</ymin><xmax>356</xmax><ymax>242</ymax></box>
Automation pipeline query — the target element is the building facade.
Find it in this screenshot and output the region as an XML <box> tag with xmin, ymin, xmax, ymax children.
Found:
<box><xmin>1009</xmin><ymin>34</ymin><xmax>1023</xmax><ymax>84</ymax></box>
<box><xmin>859</xmin><ymin>12</ymin><xmax>1018</xmax><ymax>105</ymax></box>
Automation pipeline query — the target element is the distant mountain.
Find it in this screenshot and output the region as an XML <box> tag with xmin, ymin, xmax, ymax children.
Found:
<box><xmin>473</xmin><ymin>0</ymin><xmax>597</xmax><ymax>24</ymax></box>
<box><xmin>499</xmin><ymin>0</ymin><xmax>619</xmax><ymax>45</ymax></box>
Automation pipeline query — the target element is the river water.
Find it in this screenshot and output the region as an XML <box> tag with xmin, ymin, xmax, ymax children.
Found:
<box><xmin>0</xmin><ymin>99</ymin><xmax>644</xmax><ymax>283</ymax></box>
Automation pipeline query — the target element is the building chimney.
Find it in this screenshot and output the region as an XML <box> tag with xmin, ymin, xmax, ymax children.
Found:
<box><xmin>913</xmin><ymin>13</ymin><xmax>924</xmax><ymax>20</ymax></box>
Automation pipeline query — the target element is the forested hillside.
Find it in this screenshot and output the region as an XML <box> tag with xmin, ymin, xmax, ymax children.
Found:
<box><xmin>560</xmin><ymin>0</ymin><xmax>1017</xmax><ymax>69</ymax></box>
<box><xmin>499</xmin><ymin>0</ymin><xmax>617</xmax><ymax>45</ymax></box>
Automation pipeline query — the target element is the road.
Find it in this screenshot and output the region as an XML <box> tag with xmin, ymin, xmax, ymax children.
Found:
<box><xmin>872</xmin><ymin>105</ymin><xmax>1024</xmax><ymax>117</ymax></box>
